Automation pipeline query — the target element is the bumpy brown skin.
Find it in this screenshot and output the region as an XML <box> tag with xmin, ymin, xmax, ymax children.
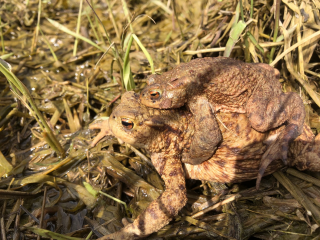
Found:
<box><xmin>91</xmin><ymin>91</ymin><xmax>318</xmax><ymax>240</ymax></box>
<box><xmin>140</xmin><ymin>57</ymin><xmax>306</xmax><ymax>188</ymax></box>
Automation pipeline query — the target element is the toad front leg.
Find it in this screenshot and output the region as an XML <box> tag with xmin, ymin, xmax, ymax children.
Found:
<box><xmin>89</xmin><ymin>118</ymin><xmax>112</xmax><ymax>146</ymax></box>
<box><xmin>99</xmin><ymin>153</ymin><xmax>187</xmax><ymax>240</ymax></box>
<box><xmin>182</xmin><ymin>96</ymin><xmax>222</xmax><ymax>165</ymax></box>
<box><xmin>246</xmin><ymin>83</ymin><xmax>305</xmax><ymax>188</ymax></box>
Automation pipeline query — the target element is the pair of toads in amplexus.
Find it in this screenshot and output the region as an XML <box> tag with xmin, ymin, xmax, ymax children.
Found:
<box><xmin>90</xmin><ymin>57</ymin><xmax>319</xmax><ymax>240</ymax></box>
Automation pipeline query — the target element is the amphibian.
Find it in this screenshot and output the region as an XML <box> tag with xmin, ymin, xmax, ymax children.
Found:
<box><xmin>90</xmin><ymin>91</ymin><xmax>317</xmax><ymax>240</ymax></box>
<box><xmin>140</xmin><ymin>57</ymin><xmax>306</xmax><ymax>188</ymax></box>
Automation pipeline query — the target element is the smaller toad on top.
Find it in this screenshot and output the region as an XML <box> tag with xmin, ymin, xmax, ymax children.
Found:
<box><xmin>140</xmin><ymin>57</ymin><xmax>305</xmax><ymax>188</ymax></box>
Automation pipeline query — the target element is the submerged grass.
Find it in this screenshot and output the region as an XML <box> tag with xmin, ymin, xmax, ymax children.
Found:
<box><xmin>0</xmin><ymin>0</ymin><xmax>319</xmax><ymax>239</ymax></box>
<box><xmin>0</xmin><ymin>59</ymin><xmax>65</xmax><ymax>157</ymax></box>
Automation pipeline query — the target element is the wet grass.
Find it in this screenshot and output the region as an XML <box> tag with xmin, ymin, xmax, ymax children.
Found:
<box><xmin>0</xmin><ymin>0</ymin><xmax>320</xmax><ymax>239</ymax></box>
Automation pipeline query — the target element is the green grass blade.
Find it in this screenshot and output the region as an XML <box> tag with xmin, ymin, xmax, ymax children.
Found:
<box><xmin>73</xmin><ymin>0</ymin><xmax>84</xmax><ymax>56</ymax></box>
<box><xmin>83</xmin><ymin>182</ymin><xmax>99</xmax><ymax>197</ymax></box>
<box><xmin>223</xmin><ymin>20</ymin><xmax>246</xmax><ymax>57</ymax></box>
<box><xmin>0</xmin><ymin>151</ymin><xmax>12</xmax><ymax>178</ymax></box>
<box><xmin>31</xmin><ymin>0</ymin><xmax>41</xmax><ymax>52</ymax></box>
<box><xmin>269</xmin><ymin>0</ymin><xmax>281</xmax><ymax>63</ymax></box>
<box><xmin>247</xmin><ymin>32</ymin><xmax>264</xmax><ymax>55</ymax></box>
<box><xmin>86</xmin><ymin>12</ymin><xmax>100</xmax><ymax>42</ymax></box>
<box><xmin>250</xmin><ymin>0</ymin><xmax>253</xmax><ymax>18</ymax></box>
<box><xmin>239</xmin><ymin>0</ymin><xmax>245</xmax><ymax>22</ymax></box>
<box><xmin>0</xmin><ymin>53</ymin><xmax>14</xmax><ymax>60</ymax></box>
<box><xmin>99</xmin><ymin>190</ymin><xmax>130</xmax><ymax>216</ymax></box>
<box><xmin>39</xmin><ymin>28</ymin><xmax>58</xmax><ymax>62</ymax></box>
<box><xmin>232</xmin><ymin>2</ymin><xmax>240</xmax><ymax>28</ymax></box>
<box><xmin>46</xmin><ymin>18</ymin><xmax>104</xmax><ymax>52</ymax></box>
<box><xmin>132</xmin><ymin>34</ymin><xmax>155</xmax><ymax>74</ymax></box>
<box><xmin>123</xmin><ymin>34</ymin><xmax>135</xmax><ymax>91</ymax></box>
<box><xmin>86</xmin><ymin>231</ymin><xmax>93</xmax><ymax>240</ymax></box>
<box><xmin>0</xmin><ymin>16</ymin><xmax>4</xmax><ymax>53</ymax></box>
<box><xmin>164</xmin><ymin>30</ymin><xmax>172</xmax><ymax>45</ymax></box>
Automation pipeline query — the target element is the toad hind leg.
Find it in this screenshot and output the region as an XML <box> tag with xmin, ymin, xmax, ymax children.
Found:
<box><xmin>182</xmin><ymin>97</ymin><xmax>222</xmax><ymax>165</ymax></box>
<box><xmin>247</xmin><ymin>90</ymin><xmax>305</xmax><ymax>189</ymax></box>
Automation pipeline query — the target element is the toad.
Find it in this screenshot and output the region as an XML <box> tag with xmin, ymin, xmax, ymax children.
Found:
<box><xmin>91</xmin><ymin>91</ymin><xmax>318</xmax><ymax>240</ymax></box>
<box><xmin>140</xmin><ymin>57</ymin><xmax>305</xmax><ymax>188</ymax></box>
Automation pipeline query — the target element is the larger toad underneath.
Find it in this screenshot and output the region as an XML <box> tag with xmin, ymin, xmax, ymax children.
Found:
<box><xmin>140</xmin><ymin>57</ymin><xmax>306</xmax><ymax>188</ymax></box>
<box><xmin>91</xmin><ymin>91</ymin><xmax>318</xmax><ymax>240</ymax></box>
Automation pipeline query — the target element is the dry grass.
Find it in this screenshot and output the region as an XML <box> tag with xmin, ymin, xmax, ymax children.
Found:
<box><xmin>0</xmin><ymin>0</ymin><xmax>320</xmax><ymax>239</ymax></box>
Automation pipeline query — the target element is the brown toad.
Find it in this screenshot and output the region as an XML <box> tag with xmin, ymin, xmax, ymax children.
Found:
<box><xmin>91</xmin><ymin>91</ymin><xmax>318</xmax><ymax>240</ymax></box>
<box><xmin>140</xmin><ymin>57</ymin><xmax>305</xmax><ymax>188</ymax></box>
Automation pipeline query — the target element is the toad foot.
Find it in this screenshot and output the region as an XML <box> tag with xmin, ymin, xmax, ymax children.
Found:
<box><xmin>256</xmin><ymin>123</ymin><xmax>299</xmax><ymax>189</ymax></box>
<box><xmin>89</xmin><ymin>119</ymin><xmax>111</xmax><ymax>147</ymax></box>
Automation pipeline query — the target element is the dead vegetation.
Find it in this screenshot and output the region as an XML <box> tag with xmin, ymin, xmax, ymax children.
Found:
<box><xmin>0</xmin><ymin>0</ymin><xmax>320</xmax><ymax>239</ymax></box>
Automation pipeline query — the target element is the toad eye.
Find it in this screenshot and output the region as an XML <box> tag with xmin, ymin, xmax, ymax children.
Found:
<box><xmin>121</xmin><ymin>118</ymin><xmax>134</xmax><ymax>130</ymax></box>
<box><xmin>149</xmin><ymin>90</ymin><xmax>161</xmax><ymax>100</ymax></box>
